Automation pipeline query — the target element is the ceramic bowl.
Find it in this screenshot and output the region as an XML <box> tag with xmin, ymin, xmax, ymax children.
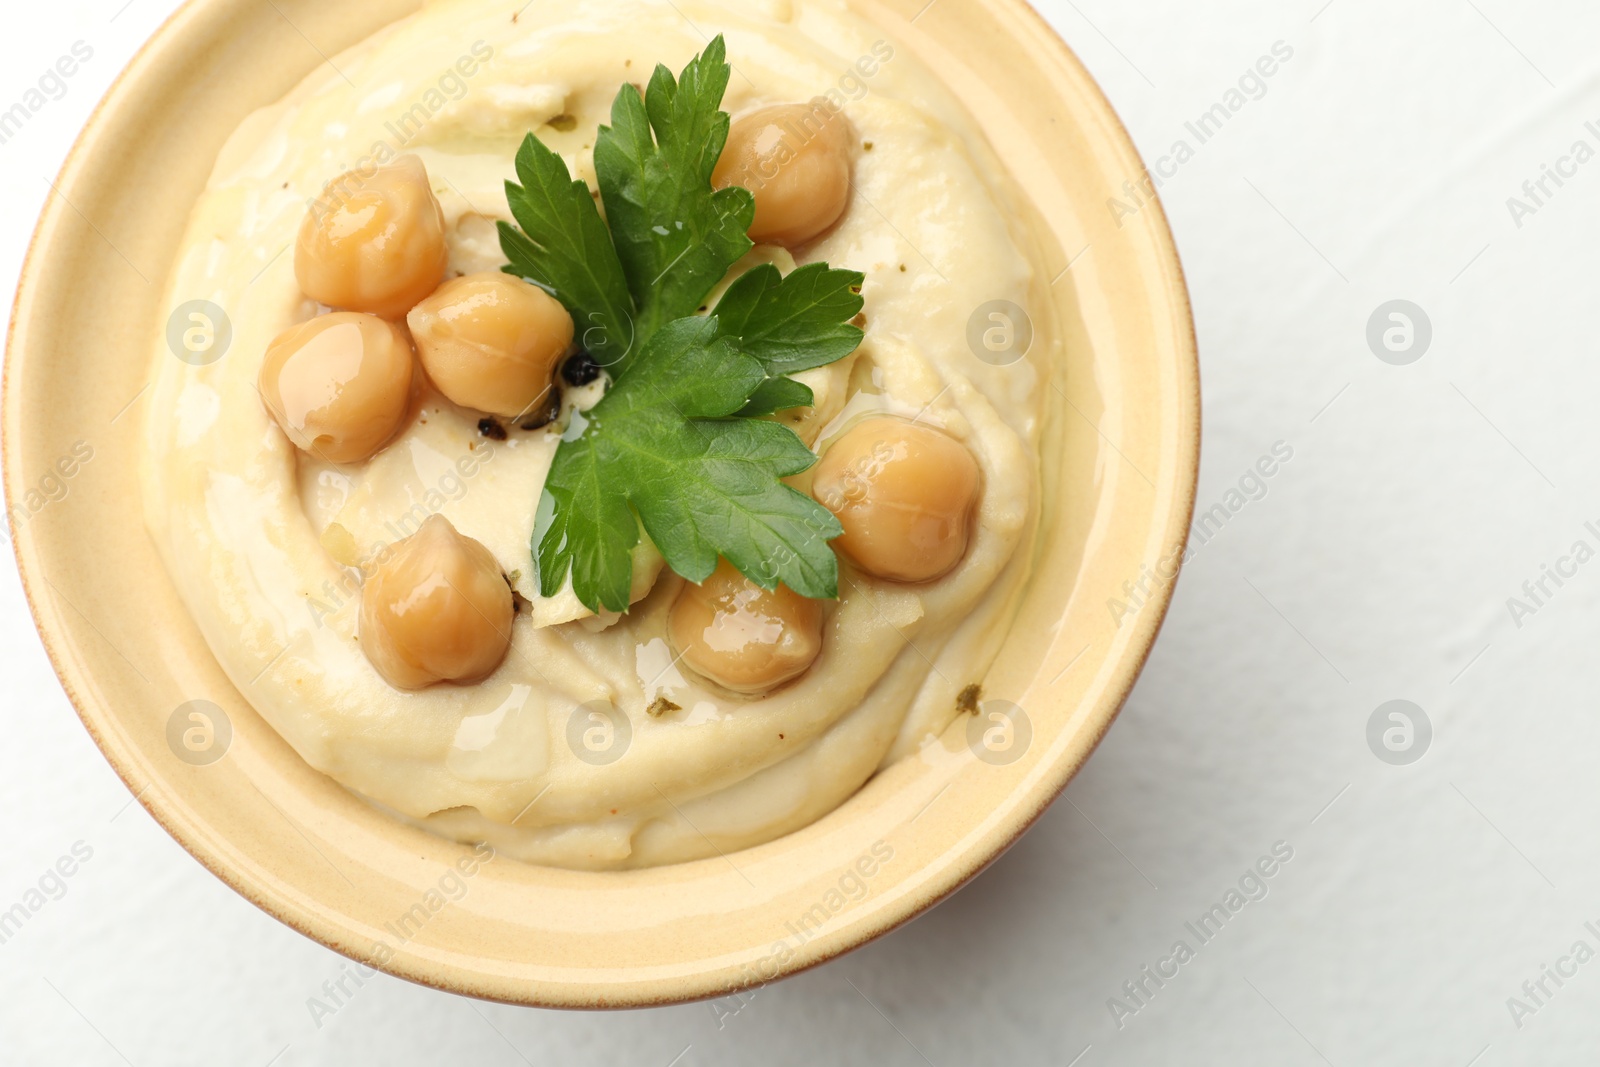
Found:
<box><xmin>3</xmin><ymin>0</ymin><xmax>1198</xmax><ymax>1007</ymax></box>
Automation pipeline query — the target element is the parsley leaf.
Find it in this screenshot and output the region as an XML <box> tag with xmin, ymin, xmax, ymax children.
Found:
<box><xmin>711</xmin><ymin>262</ymin><xmax>865</xmax><ymax>415</ymax></box>
<box><xmin>502</xmin><ymin>37</ymin><xmax>865</xmax><ymax>612</ymax></box>
<box><xmin>499</xmin><ymin>135</ymin><xmax>636</xmax><ymax>367</ymax></box>
<box><xmin>593</xmin><ymin>35</ymin><xmax>756</xmax><ymax>348</ymax></box>
<box><xmin>534</xmin><ymin>316</ymin><xmax>843</xmax><ymax>613</ymax></box>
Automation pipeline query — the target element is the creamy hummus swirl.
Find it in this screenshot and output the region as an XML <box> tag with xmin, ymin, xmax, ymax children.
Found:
<box><xmin>143</xmin><ymin>0</ymin><xmax>1051</xmax><ymax>869</ymax></box>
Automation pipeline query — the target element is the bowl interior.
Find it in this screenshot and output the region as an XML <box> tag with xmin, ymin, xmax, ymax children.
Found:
<box><xmin>3</xmin><ymin>0</ymin><xmax>1197</xmax><ymax>1007</ymax></box>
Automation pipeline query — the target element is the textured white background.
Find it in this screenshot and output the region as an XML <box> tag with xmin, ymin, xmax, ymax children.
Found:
<box><xmin>3</xmin><ymin>0</ymin><xmax>1597</xmax><ymax>1063</ymax></box>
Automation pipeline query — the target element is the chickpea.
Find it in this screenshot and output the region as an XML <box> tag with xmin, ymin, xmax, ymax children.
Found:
<box><xmin>668</xmin><ymin>560</ymin><xmax>823</xmax><ymax>695</ymax></box>
<box><xmin>258</xmin><ymin>312</ymin><xmax>414</xmax><ymax>464</ymax></box>
<box><xmin>406</xmin><ymin>272</ymin><xmax>574</xmax><ymax>418</ymax></box>
<box><xmin>359</xmin><ymin>515</ymin><xmax>513</xmax><ymax>690</ymax></box>
<box><xmin>712</xmin><ymin>103</ymin><xmax>853</xmax><ymax>247</ymax></box>
<box><xmin>811</xmin><ymin>418</ymin><xmax>981</xmax><ymax>583</ymax></box>
<box><xmin>295</xmin><ymin>154</ymin><xmax>448</xmax><ymax>319</ymax></box>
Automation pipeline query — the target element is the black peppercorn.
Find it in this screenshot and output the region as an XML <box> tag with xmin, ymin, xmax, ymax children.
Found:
<box><xmin>561</xmin><ymin>350</ymin><xmax>602</xmax><ymax>386</ymax></box>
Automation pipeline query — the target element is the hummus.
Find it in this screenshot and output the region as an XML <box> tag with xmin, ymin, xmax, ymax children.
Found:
<box><xmin>143</xmin><ymin>0</ymin><xmax>1054</xmax><ymax>869</ymax></box>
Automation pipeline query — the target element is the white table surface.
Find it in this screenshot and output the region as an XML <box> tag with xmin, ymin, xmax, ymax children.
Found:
<box><xmin>3</xmin><ymin>1</ymin><xmax>1596</xmax><ymax>1063</ymax></box>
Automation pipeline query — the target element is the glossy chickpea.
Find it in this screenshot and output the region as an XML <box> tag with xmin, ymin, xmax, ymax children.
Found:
<box><xmin>406</xmin><ymin>272</ymin><xmax>574</xmax><ymax>418</ymax></box>
<box><xmin>811</xmin><ymin>418</ymin><xmax>981</xmax><ymax>583</ymax></box>
<box><xmin>359</xmin><ymin>515</ymin><xmax>513</xmax><ymax>690</ymax></box>
<box><xmin>712</xmin><ymin>103</ymin><xmax>853</xmax><ymax>247</ymax></box>
<box><xmin>258</xmin><ymin>312</ymin><xmax>414</xmax><ymax>464</ymax></box>
<box><xmin>669</xmin><ymin>560</ymin><xmax>824</xmax><ymax>695</ymax></box>
<box><xmin>295</xmin><ymin>154</ymin><xmax>448</xmax><ymax>319</ymax></box>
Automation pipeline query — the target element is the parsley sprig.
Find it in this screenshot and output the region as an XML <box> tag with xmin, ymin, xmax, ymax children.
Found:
<box><xmin>499</xmin><ymin>36</ymin><xmax>864</xmax><ymax>613</ymax></box>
